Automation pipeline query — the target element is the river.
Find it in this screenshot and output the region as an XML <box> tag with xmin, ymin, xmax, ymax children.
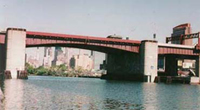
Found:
<box><xmin>1</xmin><ymin>76</ymin><xmax>200</xmax><ymax>110</ymax></box>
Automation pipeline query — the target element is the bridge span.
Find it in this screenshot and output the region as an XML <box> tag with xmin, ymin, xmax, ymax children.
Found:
<box><xmin>0</xmin><ymin>24</ymin><xmax>200</xmax><ymax>83</ymax></box>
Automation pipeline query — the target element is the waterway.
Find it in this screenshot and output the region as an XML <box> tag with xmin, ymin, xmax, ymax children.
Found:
<box><xmin>1</xmin><ymin>76</ymin><xmax>200</xmax><ymax>110</ymax></box>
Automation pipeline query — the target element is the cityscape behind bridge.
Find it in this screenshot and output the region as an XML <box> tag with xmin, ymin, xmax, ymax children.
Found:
<box><xmin>0</xmin><ymin>23</ymin><xmax>200</xmax><ymax>83</ymax></box>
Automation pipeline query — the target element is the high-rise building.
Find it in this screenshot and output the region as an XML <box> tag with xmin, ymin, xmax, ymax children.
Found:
<box><xmin>90</xmin><ymin>51</ymin><xmax>95</xmax><ymax>69</ymax></box>
<box><xmin>52</xmin><ymin>47</ymin><xmax>67</xmax><ymax>66</ymax></box>
<box><xmin>27</xmin><ymin>56</ymin><xmax>40</xmax><ymax>68</ymax></box>
<box><xmin>43</xmin><ymin>47</ymin><xmax>54</xmax><ymax>67</ymax></box>
<box><xmin>69</xmin><ymin>54</ymin><xmax>94</xmax><ymax>70</ymax></box>
<box><xmin>171</xmin><ymin>23</ymin><xmax>192</xmax><ymax>45</ymax></box>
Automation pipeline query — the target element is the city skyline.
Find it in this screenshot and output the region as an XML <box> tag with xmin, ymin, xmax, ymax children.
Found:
<box><xmin>26</xmin><ymin>47</ymin><xmax>103</xmax><ymax>70</ymax></box>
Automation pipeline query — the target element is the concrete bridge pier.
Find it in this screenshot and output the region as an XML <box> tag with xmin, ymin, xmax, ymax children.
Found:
<box><xmin>165</xmin><ymin>55</ymin><xmax>178</xmax><ymax>76</ymax></box>
<box><xmin>0</xmin><ymin>44</ymin><xmax>6</xmax><ymax>74</ymax></box>
<box><xmin>5</xmin><ymin>28</ymin><xmax>27</xmax><ymax>79</ymax></box>
<box><xmin>140</xmin><ymin>40</ymin><xmax>158</xmax><ymax>82</ymax></box>
<box><xmin>195</xmin><ymin>56</ymin><xmax>200</xmax><ymax>84</ymax></box>
<box><xmin>102</xmin><ymin>52</ymin><xmax>141</xmax><ymax>81</ymax></box>
<box><xmin>102</xmin><ymin>40</ymin><xmax>158</xmax><ymax>83</ymax></box>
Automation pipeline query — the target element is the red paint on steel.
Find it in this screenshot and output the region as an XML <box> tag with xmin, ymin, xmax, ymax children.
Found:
<box><xmin>26</xmin><ymin>38</ymin><xmax>140</xmax><ymax>53</ymax></box>
<box><xmin>26</xmin><ymin>31</ymin><xmax>141</xmax><ymax>44</ymax></box>
<box><xmin>0</xmin><ymin>35</ymin><xmax>5</xmax><ymax>44</ymax></box>
<box><xmin>158</xmin><ymin>47</ymin><xmax>198</xmax><ymax>56</ymax></box>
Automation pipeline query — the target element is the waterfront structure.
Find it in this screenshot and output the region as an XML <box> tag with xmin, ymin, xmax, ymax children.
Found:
<box><xmin>168</xmin><ymin>23</ymin><xmax>196</xmax><ymax>75</ymax></box>
<box><xmin>171</xmin><ymin>23</ymin><xmax>192</xmax><ymax>45</ymax></box>
<box><xmin>0</xmin><ymin>23</ymin><xmax>200</xmax><ymax>83</ymax></box>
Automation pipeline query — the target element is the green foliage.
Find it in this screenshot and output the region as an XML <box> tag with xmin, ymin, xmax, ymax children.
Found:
<box><xmin>25</xmin><ymin>63</ymin><xmax>92</xmax><ymax>77</ymax></box>
<box><xmin>36</xmin><ymin>66</ymin><xmax>48</xmax><ymax>75</ymax></box>
<box><xmin>76</xmin><ymin>66</ymin><xmax>84</xmax><ymax>73</ymax></box>
<box><xmin>58</xmin><ymin>64</ymin><xmax>67</xmax><ymax>71</ymax></box>
<box><xmin>25</xmin><ymin>63</ymin><xmax>36</xmax><ymax>75</ymax></box>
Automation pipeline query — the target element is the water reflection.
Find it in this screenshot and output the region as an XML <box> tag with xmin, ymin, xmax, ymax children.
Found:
<box><xmin>4</xmin><ymin>79</ymin><xmax>24</xmax><ymax>110</ymax></box>
<box><xmin>101</xmin><ymin>80</ymin><xmax>144</xmax><ymax>109</ymax></box>
<box><xmin>1</xmin><ymin>76</ymin><xmax>200</xmax><ymax>110</ymax></box>
<box><xmin>102</xmin><ymin>98</ymin><xmax>143</xmax><ymax>110</ymax></box>
<box><xmin>141</xmin><ymin>83</ymin><xmax>159</xmax><ymax>110</ymax></box>
<box><xmin>141</xmin><ymin>83</ymin><xmax>200</xmax><ymax>110</ymax></box>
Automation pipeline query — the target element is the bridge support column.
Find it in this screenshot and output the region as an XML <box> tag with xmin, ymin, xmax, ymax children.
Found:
<box><xmin>101</xmin><ymin>53</ymin><xmax>141</xmax><ymax>81</ymax></box>
<box><xmin>196</xmin><ymin>56</ymin><xmax>200</xmax><ymax>83</ymax></box>
<box><xmin>0</xmin><ymin>44</ymin><xmax>6</xmax><ymax>74</ymax></box>
<box><xmin>165</xmin><ymin>55</ymin><xmax>178</xmax><ymax>76</ymax></box>
<box><xmin>5</xmin><ymin>28</ymin><xmax>26</xmax><ymax>79</ymax></box>
<box><xmin>195</xmin><ymin>57</ymin><xmax>199</xmax><ymax>77</ymax></box>
<box><xmin>140</xmin><ymin>40</ymin><xmax>158</xmax><ymax>82</ymax></box>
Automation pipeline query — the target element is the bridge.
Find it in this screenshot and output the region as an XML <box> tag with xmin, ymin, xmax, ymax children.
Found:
<box><xmin>0</xmin><ymin>23</ymin><xmax>200</xmax><ymax>83</ymax></box>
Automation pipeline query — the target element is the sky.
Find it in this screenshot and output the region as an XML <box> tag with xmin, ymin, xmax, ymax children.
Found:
<box><xmin>1</xmin><ymin>0</ymin><xmax>200</xmax><ymax>42</ymax></box>
<box><xmin>1</xmin><ymin>0</ymin><xmax>200</xmax><ymax>68</ymax></box>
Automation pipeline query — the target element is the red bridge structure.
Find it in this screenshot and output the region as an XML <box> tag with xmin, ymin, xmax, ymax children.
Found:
<box><xmin>0</xmin><ymin>23</ymin><xmax>200</xmax><ymax>83</ymax></box>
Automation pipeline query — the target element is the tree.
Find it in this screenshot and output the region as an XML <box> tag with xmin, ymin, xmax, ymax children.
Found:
<box><xmin>58</xmin><ymin>64</ymin><xmax>67</xmax><ymax>71</ymax></box>
<box><xmin>25</xmin><ymin>63</ymin><xmax>36</xmax><ymax>74</ymax></box>
<box><xmin>36</xmin><ymin>66</ymin><xmax>48</xmax><ymax>76</ymax></box>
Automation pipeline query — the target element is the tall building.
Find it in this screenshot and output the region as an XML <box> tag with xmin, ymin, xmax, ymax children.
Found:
<box><xmin>69</xmin><ymin>54</ymin><xmax>94</xmax><ymax>70</ymax></box>
<box><xmin>27</xmin><ymin>56</ymin><xmax>40</xmax><ymax>68</ymax></box>
<box><xmin>90</xmin><ymin>51</ymin><xmax>95</xmax><ymax>69</ymax></box>
<box><xmin>43</xmin><ymin>47</ymin><xmax>54</xmax><ymax>67</ymax></box>
<box><xmin>52</xmin><ymin>47</ymin><xmax>67</xmax><ymax>66</ymax></box>
<box><xmin>171</xmin><ymin>23</ymin><xmax>192</xmax><ymax>45</ymax></box>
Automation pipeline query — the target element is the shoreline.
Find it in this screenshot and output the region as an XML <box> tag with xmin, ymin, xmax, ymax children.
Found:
<box><xmin>29</xmin><ymin>74</ymin><xmax>101</xmax><ymax>78</ymax></box>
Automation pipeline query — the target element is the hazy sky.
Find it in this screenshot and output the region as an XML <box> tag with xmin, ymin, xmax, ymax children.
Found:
<box><xmin>1</xmin><ymin>0</ymin><xmax>200</xmax><ymax>42</ymax></box>
<box><xmin>1</xmin><ymin>0</ymin><xmax>200</xmax><ymax>68</ymax></box>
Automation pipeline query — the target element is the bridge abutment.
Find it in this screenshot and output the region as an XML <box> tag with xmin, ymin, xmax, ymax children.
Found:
<box><xmin>165</xmin><ymin>55</ymin><xmax>178</xmax><ymax>76</ymax></box>
<box><xmin>5</xmin><ymin>28</ymin><xmax>26</xmax><ymax>79</ymax></box>
<box><xmin>0</xmin><ymin>44</ymin><xmax>6</xmax><ymax>74</ymax></box>
<box><xmin>102</xmin><ymin>40</ymin><xmax>158</xmax><ymax>83</ymax></box>
<box><xmin>140</xmin><ymin>40</ymin><xmax>158</xmax><ymax>82</ymax></box>
<box><xmin>196</xmin><ymin>55</ymin><xmax>200</xmax><ymax>84</ymax></box>
<box><xmin>102</xmin><ymin>53</ymin><xmax>142</xmax><ymax>81</ymax></box>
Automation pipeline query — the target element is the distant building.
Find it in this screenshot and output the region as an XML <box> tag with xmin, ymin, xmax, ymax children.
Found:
<box><xmin>69</xmin><ymin>54</ymin><xmax>94</xmax><ymax>70</ymax></box>
<box><xmin>52</xmin><ymin>47</ymin><xmax>67</xmax><ymax>66</ymax></box>
<box><xmin>171</xmin><ymin>23</ymin><xmax>194</xmax><ymax>71</ymax></box>
<box><xmin>43</xmin><ymin>47</ymin><xmax>54</xmax><ymax>67</ymax></box>
<box><xmin>27</xmin><ymin>56</ymin><xmax>40</xmax><ymax>68</ymax></box>
<box><xmin>100</xmin><ymin>60</ymin><xmax>106</xmax><ymax>70</ymax></box>
<box><xmin>171</xmin><ymin>23</ymin><xmax>192</xmax><ymax>45</ymax></box>
<box><xmin>26</xmin><ymin>48</ymin><xmax>40</xmax><ymax>68</ymax></box>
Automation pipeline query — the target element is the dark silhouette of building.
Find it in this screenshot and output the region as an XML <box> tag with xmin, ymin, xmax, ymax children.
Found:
<box><xmin>69</xmin><ymin>56</ymin><xmax>76</xmax><ymax>69</ymax></box>
<box><xmin>171</xmin><ymin>23</ymin><xmax>192</xmax><ymax>45</ymax></box>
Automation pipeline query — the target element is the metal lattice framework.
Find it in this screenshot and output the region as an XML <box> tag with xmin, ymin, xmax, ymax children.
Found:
<box><xmin>166</xmin><ymin>32</ymin><xmax>200</xmax><ymax>44</ymax></box>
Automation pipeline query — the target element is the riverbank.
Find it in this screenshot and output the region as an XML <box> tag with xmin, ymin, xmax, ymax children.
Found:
<box><xmin>29</xmin><ymin>74</ymin><xmax>101</xmax><ymax>79</ymax></box>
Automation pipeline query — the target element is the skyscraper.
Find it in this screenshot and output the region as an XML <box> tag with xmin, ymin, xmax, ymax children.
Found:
<box><xmin>52</xmin><ymin>47</ymin><xmax>67</xmax><ymax>66</ymax></box>
<box><xmin>43</xmin><ymin>47</ymin><xmax>53</xmax><ymax>67</ymax></box>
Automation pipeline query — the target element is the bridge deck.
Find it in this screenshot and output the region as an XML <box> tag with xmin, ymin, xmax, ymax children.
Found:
<box><xmin>26</xmin><ymin>31</ymin><xmax>141</xmax><ymax>45</ymax></box>
<box><xmin>0</xmin><ymin>30</ymin><xmax>199</xmax><ymax>55</ymax></box>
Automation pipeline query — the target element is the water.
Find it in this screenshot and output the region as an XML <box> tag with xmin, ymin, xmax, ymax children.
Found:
<box><xmin>1</xmin><ymin>76</ymin><xmax>200</xmax><ymax>110</ymax></box>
